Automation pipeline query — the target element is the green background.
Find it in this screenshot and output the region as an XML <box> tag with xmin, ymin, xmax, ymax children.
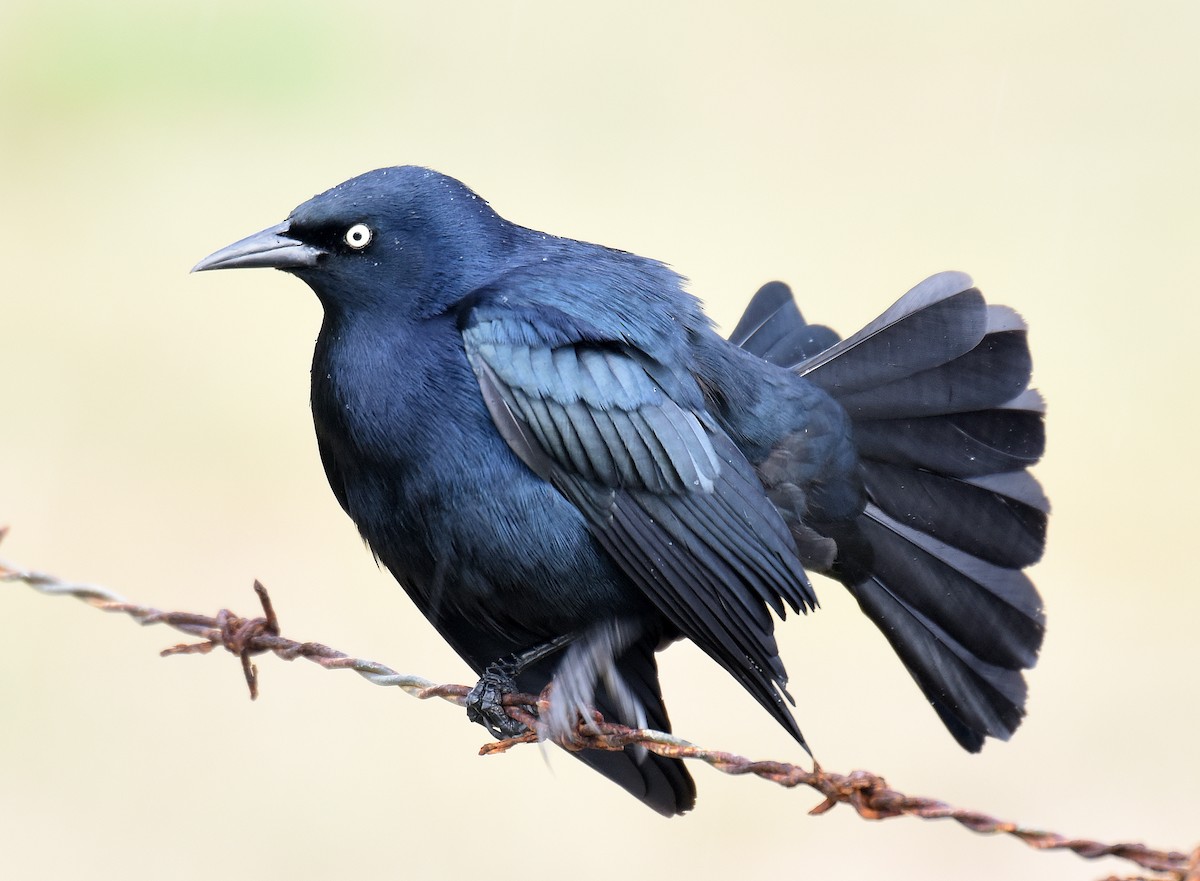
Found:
<box><xmin>2</xmin><ymin>2</ymin><xmax>1197</xmax><ymax>879</ymax></box>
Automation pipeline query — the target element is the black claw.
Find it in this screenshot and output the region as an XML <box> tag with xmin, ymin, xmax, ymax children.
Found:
<box><xmin>466</xmin><ymin>662</ymin><xmax>533</xmax><ymax>739</ymax></box>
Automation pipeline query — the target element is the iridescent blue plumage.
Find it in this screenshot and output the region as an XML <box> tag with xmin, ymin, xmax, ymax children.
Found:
<box><xmin>194</xmin><ymin>166</ymin><xmax>1047</xmax><ymax>815</ymax></box>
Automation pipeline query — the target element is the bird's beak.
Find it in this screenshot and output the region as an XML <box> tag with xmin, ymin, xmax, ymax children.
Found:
<box><xmin>191</xmin><ymin>221</ymin><xmax>325</xmax><ymax>273</ymax></box>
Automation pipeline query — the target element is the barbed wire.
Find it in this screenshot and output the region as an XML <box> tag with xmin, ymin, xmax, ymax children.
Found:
<box><xmin>1</xmin><ymin>529</ymin><xmax>1196</xmax><ymax>881</ymax></box>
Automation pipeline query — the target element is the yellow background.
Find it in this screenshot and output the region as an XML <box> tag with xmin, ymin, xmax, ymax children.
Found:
<box><xmin>2</xmin><ymin>3</ymin><xmax>1197</xmax><ymax>879</ymax></box>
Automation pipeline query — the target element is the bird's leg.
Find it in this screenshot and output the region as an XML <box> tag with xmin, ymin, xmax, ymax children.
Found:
<box><xmin>466</xmin><ymin>634</ymin><xmax>577</xmax><ymax>739</ymax></box>
<box><xmin>542</xmin><ymin>618</ymin><xmax>645</xmax><ymax>744</ymax></box>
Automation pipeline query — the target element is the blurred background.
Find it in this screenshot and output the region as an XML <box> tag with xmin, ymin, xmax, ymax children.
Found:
<box><xmin>2</xmin><ymin>2</ymin><xmax>1197</xmax><ymax>879</ymax></box>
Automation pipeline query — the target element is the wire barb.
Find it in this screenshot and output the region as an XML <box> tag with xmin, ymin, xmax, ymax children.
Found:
<box><xmin>2</xmin><ymin>531</ymin><xmax>1195</xmax><ymax>881</ymax></box>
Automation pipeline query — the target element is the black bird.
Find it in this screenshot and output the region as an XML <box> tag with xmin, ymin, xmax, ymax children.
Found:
<box><xmin>193</xmin><ymin>167</ymin><xmax>1046</xmax><ymax>816</ymax></box>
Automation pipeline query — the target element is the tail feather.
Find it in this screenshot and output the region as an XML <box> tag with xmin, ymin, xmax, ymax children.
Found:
<box><xmin>965</xmin><ymin>470</ymin><xmax>1049</xmax><ymax>511</ymax></box>
<box><xmin>520</xmin><ymin>636</ymin><xmax>697</xmax><ymax>816</ymax></box>
<box><xmin>799</xmin><ymin>272</ymin><xmax>987</xmax><ymax>394</ymax></box>
<box><xmin>861</xmin><ymin>460</ymin><xmax>1046</xmax><ymax>568</ymax></box>
<box><xmin>857</xmin><ymin>506</ymin><xmax>1044</xmax><ymax>670</ymax></box>
<box><xmin>832</xmin><ymin>323</ymin><xmax>1032</xmax><ymax>419</ymax></box>
<box><xmin>853</xmin><ymin>403</ymin><xmax>1045</xmax><ymax>477</ymax></box>
<box><xmin>849</xmin><ymin>570</ymin><xmax>1028</xmax><ymax>751</ymax></box>
<box><xmin>731</xmin><ymin>281</ymin><xmax>841</xmax><ymax>367</ymax></box>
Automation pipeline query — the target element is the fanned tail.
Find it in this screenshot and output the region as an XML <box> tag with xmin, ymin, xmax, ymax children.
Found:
<box><xmin>736</xmin><ymin>273</ymin><xmax>1047</xmax><ymax>751</ymax></box>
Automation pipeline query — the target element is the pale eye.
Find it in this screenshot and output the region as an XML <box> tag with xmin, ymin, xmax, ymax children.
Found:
<box><xmin>344</xmin><ymin>223</ymin><xmax>372</xmax><ymax>250</ymax></box>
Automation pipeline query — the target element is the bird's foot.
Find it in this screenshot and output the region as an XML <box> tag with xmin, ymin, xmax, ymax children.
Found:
<box><xmin>539</xmin><ymin>676</ymin><xmax>599</xmax><ymax>745</ymax></box>
<box><xmin>466</xmin><ymin>662</ymin><xmax>532</xmax><ymax>739</ymax></box>
<box><xmin>541</xmin><ymin>618</ymin><xmax>647</xmax><ymax>744</ymax></box>
<box><xmin>466</xmin><ymin>635</ymin><xmax>578</xmax><ymax>739</ymax></box>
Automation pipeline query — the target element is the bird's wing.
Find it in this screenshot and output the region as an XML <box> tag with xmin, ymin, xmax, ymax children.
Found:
<box><xmin>461</xmin><ymin>303</ymin><xmax>815</xmax><ymax>746</ymax></box>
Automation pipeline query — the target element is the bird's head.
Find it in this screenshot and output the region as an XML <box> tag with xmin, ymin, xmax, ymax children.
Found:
<box><xmin>193</xmin><ymin>166</ymin><xmax>514</xmax><ymax>315</ymax></box>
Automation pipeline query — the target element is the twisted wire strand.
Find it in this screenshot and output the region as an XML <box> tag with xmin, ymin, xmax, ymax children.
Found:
<box><xmin>2</xmin><ymin>533</ymin><xmax>1196</xmax><ymax>881</ymax></box>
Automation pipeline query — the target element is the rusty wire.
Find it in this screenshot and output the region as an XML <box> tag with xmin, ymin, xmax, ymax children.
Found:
<box><xmin>2</xmin><ymin>532</ymin><xmax>1197</xmax><ymax>881</ymax></box>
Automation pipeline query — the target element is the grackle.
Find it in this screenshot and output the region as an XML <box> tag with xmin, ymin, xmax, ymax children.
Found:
<box><xmin>193</xmin><ymin>167</ymin><xmax>1046</xmax><ymax>815</ymax></box>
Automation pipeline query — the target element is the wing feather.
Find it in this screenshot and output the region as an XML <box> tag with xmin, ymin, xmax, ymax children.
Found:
<box><xmin>462</xmin><ymin>303</ymin><xmax>813</xmax><ymax>748</ymax></box>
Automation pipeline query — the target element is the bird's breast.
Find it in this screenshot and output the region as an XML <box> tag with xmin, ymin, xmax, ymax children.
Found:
<box><xmin>310</xmin><ymin>314</ymin><xmax>644</xmax><ymax>644</ymax></box>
